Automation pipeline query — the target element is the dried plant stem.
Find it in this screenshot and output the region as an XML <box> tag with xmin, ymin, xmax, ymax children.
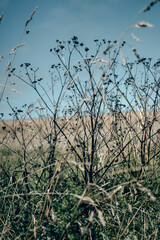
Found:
<box><xmin>0</xmin><ymin>217</ymin><xmax>14</xmax><ymax>239</ymax></box>
<box><xmin>119</xmin><ymin>197</ymin><xmax>148</xmax><ymax>239</ymax></box>
<box><xmin>60</xmin><ymin>187</ymin><xmax>88</xmax><ymax>240</ymax></box>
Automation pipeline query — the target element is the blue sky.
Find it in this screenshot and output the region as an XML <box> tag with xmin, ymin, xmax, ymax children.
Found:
<box><xmin>0</xmin><ymin>0</ymin><xmax>160</xmax><ymax>118</ymax></box>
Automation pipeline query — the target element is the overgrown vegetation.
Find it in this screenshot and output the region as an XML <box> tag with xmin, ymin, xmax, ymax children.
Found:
<box><xmin>0</xmin><ymin>1</ymin><xmax>160</xmax><ymax>239</ymax></box>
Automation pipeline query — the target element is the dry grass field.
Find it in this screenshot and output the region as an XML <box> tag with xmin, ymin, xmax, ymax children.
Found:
<box><xmin>1</xmin><ymin>109</ymin><xmax>160</xmax><ymax>239</ymax></box>
<box><xmin>1</xmin><ymin>1</ymin><xmax>160</xmax><ymax>237</ymax></box>
<box><xmin>1</xmin><ymin>109</ymin><xmax>160</xmax><ymax>152</ymax></box>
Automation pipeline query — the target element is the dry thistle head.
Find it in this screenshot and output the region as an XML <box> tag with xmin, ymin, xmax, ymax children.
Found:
<box><xmin>135</xmin><ymin>21</ymin><xmax>154</xmax><ymax>28</ymax></box>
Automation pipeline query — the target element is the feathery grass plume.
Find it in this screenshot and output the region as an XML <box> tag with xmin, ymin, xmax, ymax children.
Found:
<box><xmin>95</xmin><ymin>57</ymin><xmax>108</xmax><ymax>63</ymax></box>
<box><xmin>83</xmin><ymin>57</ymin><xmax>91</xmax><ymax>61</ymax></box>
<box><xmin>136</xmin><ymin>182</ymin><xmax>156</xmax><ymax>201</ymax></box>
<box><xmin>111</xmin><ymin>207</ymin><xmax>115</xmax><ymax>216</ymax></box>
<box><xmin>90</xmin><ymin>60</ymin><xmax>97</xmax><ymax>64</ymax></box>
<box><xmin>108</xmin><ymin>185</ymin><xmax>123</xmax><ymax>199</ymax></box>
<box><xmin>45</xmin><ymin>203</ymin><xmax>49</xmax><ymax>217</ymax></box>
<box><xmin>8</xmin><ymin>51</ymin><xmax>15</xmax><ymax>55</ymax></box>
<box><xmin>82</xmin><ymin>98</ymin><xmax>91</xmax><ymax>102</ymax></box>
<box><xmin>88</xmin><ymin>211</ymin><xmax>94</xmax><ymax>222</ymax></box>
<box><xmin>11</xmin><ymin>89</ymin><xmax>22</xmax><ymax>95</ymax></box>
<box><xmin>120</xmin><ymin>51</ymin><xmax>126</xmax><ymax>65</ymax></box>
<box><xmin>96</xmin><ymin>209</ymin><xmax>106</xmax><ymax>226</ymax></box>
<box><xmin>0</xmin><ymin>12</ymin><xmax>4</xmax><ymax>23</ymax></box>
<box><xmin>133</xmin><ymin>236</ymin><xmax>138</xmax><ymax>240</ymax></box>
<box><xmin>73</xmin><ymin>194</ymin><xmax>96</xmax><ymax>206</ymax></box>
<box><xmin>51</xmin><ymin>208</ymin><xmax>56</xmax><ymax>221</ymax></box>
<box><xmin>80</xmin><ymin>226</ymin><xmax>87</xmax><ymax>236</ymax></box>
<box><xmin>6</xmin><ymin>61</ymin><xmax>11</xmax><ymax>71</ymax></box>
<box><xmin>131</xmin><ymin>33</ymin><xmax>140</xmax><ymax>42</ymax></box>
<box><xmin>99</xmin><ymin>58</ymin><xmax>108</xmax><ymax>63</ymax></box>
<box><xmin>36</xmin><ymin>107</ymin><xmax>45</xmax><ymax>110</ymax></box>
<box><xmin>103</xmin><ymin>44</ymin><xmax>114</xmax><ymax>55</ymax></box>
<box><xmin>26</xmin><ymin>109</ymin><xmax>33</xmax><ymax>114</ymax></box>
<box><xmin>10</xmin><ymin>42</ymin><xmax>26</xmax><ymax>54</ymax></box>
<box><xmin>32</xmin><ymin>215</ymin><xmax>37</xmax><ymax>239</ymax></box>
<box><xmin>127</xmin><ymin>203</ymin><xmax>132</xmax><ymax>213</ymax></box>
<box><xmin>17</xmin><ymin>43</ymin><xmax>26</xmax><ymax>48</ymax></box>
<box><xmin>69</xmin><ymin>160</ymin><xmax>85</xmax><ymax>171</ymax></box>
<box><xmin>142</xmin><ymin>0</ymin><xmax>160</xmax><ymax>12</ymax></box>
<box><xmin>135</xmin><ymin>21</ymin><xmax>154</xmax><ymax>28</ymax></box>
<box><xmin>25</xmin><ymin>6</ymin><xmax>38</xmax><ymax>27</ymax></box>
<box><xmin>137</xmin><ymin>96</ymin><xmax>144</xmax><ymax>125</ymax></box>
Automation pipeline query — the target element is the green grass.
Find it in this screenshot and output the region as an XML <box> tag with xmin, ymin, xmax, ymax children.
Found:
<box><xmin>0</xmin><ymin>146</ymin><xmax>160</xmax><ymax>239</ymax></box>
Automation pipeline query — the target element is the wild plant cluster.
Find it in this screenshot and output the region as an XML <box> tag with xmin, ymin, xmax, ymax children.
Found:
<box><xmin>0</xmin><ymin>1</ymin><xmax>160</xmax><ymax>239</ymax></box>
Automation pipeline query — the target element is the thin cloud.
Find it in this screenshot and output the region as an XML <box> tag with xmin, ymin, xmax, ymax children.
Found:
<box><xmin>37</xmin><ymin>7</ymin><xmax>69</xmax><ymax>30</ymax></box>
<box><xmin>0</xmin><ymin>0</ymin><xmax>11</xmax><ymax>9</ymax></box>
<box><xmin>37</xmin><ymin>21</ymin><xmax>51</xmax><ymax>30</ymax></box>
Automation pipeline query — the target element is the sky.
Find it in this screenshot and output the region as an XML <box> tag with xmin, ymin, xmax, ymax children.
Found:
<box><xmin>0</xmin><ymin>0</ymin><xmax>160</xmax><ymax>119</ymax></box>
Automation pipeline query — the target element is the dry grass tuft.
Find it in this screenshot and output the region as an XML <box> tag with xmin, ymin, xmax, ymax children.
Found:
<box><xmin>136</xmin><ymin>182</ymin><xmax>156</xmax><ymax>201</ymax></box>
<box><xmin>25</xmin><ymin>6</ymin><xmax>38</xmax><ymax>27</ymax></box>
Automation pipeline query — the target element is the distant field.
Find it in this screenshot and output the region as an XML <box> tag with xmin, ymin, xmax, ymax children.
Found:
<box><xmin>1</xmin><ymin>110</ymin><xmax>160</xmax><ymax>153</ymax></box>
